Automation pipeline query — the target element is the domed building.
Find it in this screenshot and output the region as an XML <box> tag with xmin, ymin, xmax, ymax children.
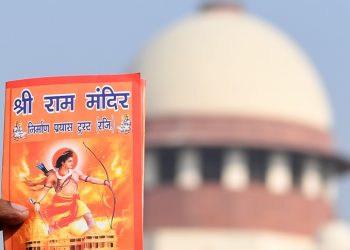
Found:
<box><xmin>131</xmin><ymin>2</ymin><xmax>349</xmax><ymax>250</ymax></box>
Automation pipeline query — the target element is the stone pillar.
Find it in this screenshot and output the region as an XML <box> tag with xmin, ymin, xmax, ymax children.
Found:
<box><xmin>221</xmin><ymin>150</ymin><xmax>249</xmax><ymax>191</ymax></box>
<box><xmin>301</xmin><ymin>158</ymin><xmax>322</xmax><ymax>199</ymax></box>
<box><xmin>144</xmin><ymin>150</ymin><xmax>159</xmax><ymax>189</ymax></box>
<box><xmin>266</xmin><ymin>153</ymin><xmax>292</xmax><ymax>194</ymax></box>
<box><xmin>175</xmin><ymin>149</ymin><xmax>202</xmax><ymax>190</ymax></box>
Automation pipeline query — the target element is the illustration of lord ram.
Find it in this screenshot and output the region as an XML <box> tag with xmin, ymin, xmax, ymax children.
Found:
<box><xmin>25</xmin><ymin>148</ymin><xmax>113</xmax><ymax>233</ymax></box>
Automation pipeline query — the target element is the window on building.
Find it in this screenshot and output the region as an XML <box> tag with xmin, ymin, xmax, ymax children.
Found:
<box><xmin>291</xmin><ymin>153</ymin><xmax>303</xmax><ymax>188</ymax></box>
<box><xmin>158</xmin><ymin>148</ymin><xmax>178</xmax><ymax>184</ymax></box>
<box><xmin>248</xmin><ymin>149</ymin><xmax>268</xmax><ymax>183</ymax></box>
<box><xmin>201</xmin><ymin>148</ymin><xmax>223</xmax><ymax>181</ymax></box>
<box><xmin>319</xmin><ymin>158</ymin><xmax>331</xmax><ymax>182</ymax></box>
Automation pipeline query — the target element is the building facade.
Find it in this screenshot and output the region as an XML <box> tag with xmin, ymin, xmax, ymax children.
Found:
<box><xmin>132</xmin><ymin>3</ymin><xmax>350</xmax><ymax>250</ymax></box>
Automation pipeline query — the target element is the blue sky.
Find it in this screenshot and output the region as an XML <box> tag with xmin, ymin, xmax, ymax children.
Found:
<box><xmin>1</xmin><ymin>0</ymin><xmax>350</xmax><ymax>227</ymax></box>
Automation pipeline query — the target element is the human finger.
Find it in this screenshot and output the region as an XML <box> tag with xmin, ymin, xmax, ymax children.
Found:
<box><xmin>0</xmin><ymin>200</ymin><xmax>29</xmax><ymax>227</ymax></box>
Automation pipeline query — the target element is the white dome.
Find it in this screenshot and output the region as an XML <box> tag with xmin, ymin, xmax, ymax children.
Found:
<box><xmin>132</xmin><ymin>9</ymin><xmax>332</xmax><ymax>131</ymax></box>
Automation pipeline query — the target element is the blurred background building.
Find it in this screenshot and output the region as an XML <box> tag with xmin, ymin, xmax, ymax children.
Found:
<box><xmin>132</xmin><ymin>1</ymin><xmax>350</xmax><ymax>250</ymax></box>
<box><xmin>1</xmin><ymin>1</ymin><xmax>350</xmax><ymax>250</ymax></box>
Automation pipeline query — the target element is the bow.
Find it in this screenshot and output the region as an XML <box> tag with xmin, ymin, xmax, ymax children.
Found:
<box><xmin>83</xmin><ymin>141</ymin><xmax>116</xmax><ymax>229</ymax></box>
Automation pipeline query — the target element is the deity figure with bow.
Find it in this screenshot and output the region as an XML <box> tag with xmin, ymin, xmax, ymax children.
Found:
<box><xmin>25</xmin><ymin>148</ymin><xmax>112</xmax><ymax>233</ymax></box>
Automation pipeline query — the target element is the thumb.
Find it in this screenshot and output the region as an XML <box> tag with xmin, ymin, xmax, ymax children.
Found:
<box><xmin>0</xmin><ymin>200</ymin><xmax>29</xmax><ymax>227</ymax></box>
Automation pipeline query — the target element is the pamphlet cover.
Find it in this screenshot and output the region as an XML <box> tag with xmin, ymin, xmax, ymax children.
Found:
<box><xmin>1</xmin><ymin>73</ymin><xmax>145</xmax><ymax>250</ymax></box>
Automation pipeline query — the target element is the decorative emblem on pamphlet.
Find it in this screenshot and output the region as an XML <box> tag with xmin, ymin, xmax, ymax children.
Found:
<box><xmin>117</xmin><ymin>115</ymin><xmax>131</xmax><ymax>134</ymax></box>
<box><xmin>13</xmin><ymin>121</ymin><xmax>27</xmax><ymax>140</ymax></box>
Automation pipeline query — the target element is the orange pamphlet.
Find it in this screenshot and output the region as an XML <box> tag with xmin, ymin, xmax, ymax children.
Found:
<box><xmin>1</xmin><ymin>73</ymin><xmax>145</xmax><ymax>250</ymax></box>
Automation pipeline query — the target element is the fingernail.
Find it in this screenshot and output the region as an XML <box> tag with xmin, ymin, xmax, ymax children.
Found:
<box><xmin>10</xmin><ymin>202</ymin><xmax>29</xmax><ymax>214</ymax></box>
